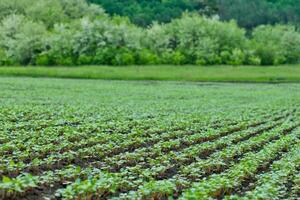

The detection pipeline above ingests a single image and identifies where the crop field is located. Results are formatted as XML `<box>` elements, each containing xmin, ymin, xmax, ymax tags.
<box><xmin>0</xmin><ymin>77</ymin><xmax>300</xmax><ymax>200</ymax></box>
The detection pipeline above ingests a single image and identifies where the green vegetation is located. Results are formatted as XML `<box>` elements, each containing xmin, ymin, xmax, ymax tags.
<box><xmin>88</xmin><ymin>0</ymin><xmax>198</xmax><ymax>27</ymax></box>
<box><xmin>89</xmin><ymin>0</ymin><xmax>300</xmax><ymax>28</ymax></box>
<box><xmin>1</xmin><ymin>0</ymin><xmax>300</xmax><ymax>66</ymax></box>
<box><xmin>1</xmin><ymin>65</ymin><xmax>300</xmax><ymax>83</ymax></box>
<box><xmin>217</xmin><ymin>0</ymin><xmax>300</xmax><ymax>29</ymax></box>
<box><xmin>1</xmin><ymin>0</ymin><xmax>299</xmax><ymax>199</ymax></box>
<box><xmin>0</xmin><ymin>77</ymin><xmax>300</xmax><ymax>199</ymax></box>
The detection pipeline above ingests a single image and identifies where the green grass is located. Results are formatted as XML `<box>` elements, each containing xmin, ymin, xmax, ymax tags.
<box><xmin>1</xmin><ymin>65</ymin><xmax>300</xmax><ymax>82</ymax></box>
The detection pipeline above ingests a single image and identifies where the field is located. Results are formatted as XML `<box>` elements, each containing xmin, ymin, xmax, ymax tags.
<box><xmin>1</xmin><ymin>77</ymin><xmax>300</xmax><ymax>200</ymax></box>
<box><xmin>2</xmin><ymin>65</ymin><xmax>300</xmax><ymax>83</ymax></box>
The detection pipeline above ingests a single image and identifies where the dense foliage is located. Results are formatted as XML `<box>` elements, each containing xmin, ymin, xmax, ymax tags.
<box><xmin>88</xmin><ymin>0</ymin><xmax>198</xmax><ymax>27</ymax></box>
<box><xmin>89</xmin><ymin>0</ymin><xmax>300</xmax><ymax>28</ymax></box>
<box><xmin>1</xmin><ymin>77</ymin><xmax>300</xmax><ymax>199</ymax></box>
<box><xmin>217</xmin><ymin>0</ymin><xmax>300</xmax><ymax>29</ymax></box>
<box><xmin>1</xmin><ymin>0</ymin><xmax>300</xmax><ymax>66</ymax></box>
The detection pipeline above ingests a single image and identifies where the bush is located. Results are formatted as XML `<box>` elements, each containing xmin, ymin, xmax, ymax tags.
<box><xmin>71</xmin><ymin>17</ymin><xmax>142</xmax><ymax>65</ymax></box>
<box><xmin>143</xmin><ymin>23</ymin><xmax>171</xmax><ymax>55</ymax></box>
<box><xmin>36</xmin><ymin>53</ymin><xmax>72</xmax><ymax>66</ymax></box>
<box><xmin>146</xmin><ymin>14</ymin><xmax>248</xmax><ymax>65</ymax></box>
<box><xmin>94</xmin><ymin>48</ymin><xmax>115</xmax><ymax>65</ymax></box>
<box><xmin>0</xmin><ymin>48</ymin><xmax>13</xmax><ymax>65</ymax></box>
<box><xmin>25</xmin><ymin>0</ymin><xmax>65</xmax><ymax>28</ymax></box>
<box><xmin>1</xmin><ymin>5</ymin><xmax>300</xmax><ymax>66</ymax></box>
<box><xmin>111</xmin><ymin>49</ymin><xmax>135</xmax><ymax>66</ymax></box>
<box><xmin>250</xmin><ymin>25</ymin><xmax>300</xmax><ymax>65</ymax></box>
<box><xmin>136</xmin><ymin>49</ymin><xmax>160</xmax><ymax>65</ymax></box>
<box><xmin>247</xmin><ymin>55</ymin><xmax>261</xmax><ymax>66</ymax></box>
<box><xmin>0</xmin><ymin>14</ymin><xmax>47</xmax><ymax>65</ymax></box>
<box><xmin>227</xmin><ymin>49</ymin><xmax>245</xmax><ymax>65</ymax></box>
<box><xmin>77</xmin><ymin>55</ymin><xmax>94</xmax><ymax>65</ymax></box>
<box><xmin>0</xmin><ymin>0</ymin><xmax>28</xmax><ymax>19</ymax></box>
<box><xmin>94</xmin><ymin>48</ymin><xmax>136</xmax><ymax>66</ymax></box>
<box><xmin>55</xmin><ymin>57</ymin><xmax>74</xmax><ymax>66</ymax></box>
<box><xmin>35</xmin><ymin>54</ymin><xmax>51</xmax><ymax>66</ymax></box>
<box><xmin>161</xmin><ymin>51</ymin><xmax>186</xmax><ymax>65</ymax></box>
<box><xmin>45</xmin><ymin>24</ymin><xmax>76</xmax><ymax>66</ymax></box>
<box><xmin>195</xmin><ymin>58</ymin><xmax>207</xmax><ymax>65</ymax></box>
<box><xmin>60</xmin><ymin>0</ymin><xmax>106</xmax><ymax>20</ymax></box>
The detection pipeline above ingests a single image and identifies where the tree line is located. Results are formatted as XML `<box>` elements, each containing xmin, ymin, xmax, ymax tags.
<box><xmin>1</xmin><ymin>0</ymin><xmax>300</xmax><ymax>66</ymax></box>
<box><xmin>88</xmin><ymin>0</ymin><xmax>300</xmax><ymax>28</ymax></box>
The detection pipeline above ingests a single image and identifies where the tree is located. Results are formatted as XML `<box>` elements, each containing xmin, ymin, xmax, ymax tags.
<box><xmin>217</xmin><ymin>0</ymin><xmax>300</xmax><ymax>29</ymax></box>
<box><xmin>25</xmin><ymin>0</ymin><xmax>65</xmax><ymax>28</ymax></box>
<box><xmin>88</xmin><ymin>0</ymin><xmax>196</xmax><ymax>26</ymax></box>
<box><xmin>0</xmin><ymin>14</ymin><xmax>47</xmax><ymax>64</ymax></box>
<box><xmin>88</xmin><ymin>0</ymin><xmax>300</xmax><ymax>28</ymax></box>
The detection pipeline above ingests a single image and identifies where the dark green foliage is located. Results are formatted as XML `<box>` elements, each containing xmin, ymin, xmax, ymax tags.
<box><xmin>111</xmin><ymin>48</ymin><xmax>135</xmax><ymax>66</ymax></box>
<box><xmin>161</xmin><ymin>51</ymin><xmax>186</xmax><ymax>65</ymax></box>
<box><xmin>88</xmin><ymin>0</ymin><xmax>300</xmax><ymax>29</ymax></box>
<box><xmin>217</xmin><ymin>0</ymin><xmax>300</xmax><ymax>29</ymax></box>
<box><xmin>35</xmin><ymin>54</ymin><xmax>51</xmax><ymax>66</ymax></box>
<box><xmin>88</xmin><ymin>0</ymin><xmax>197</xmax><ymax>27</ymax></box>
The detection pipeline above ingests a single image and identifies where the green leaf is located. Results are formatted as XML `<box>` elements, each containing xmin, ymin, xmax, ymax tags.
<box><xmin>2</xmin><ymin>176</ymin><xmax>11</xmax><ymax>183</ymax></box>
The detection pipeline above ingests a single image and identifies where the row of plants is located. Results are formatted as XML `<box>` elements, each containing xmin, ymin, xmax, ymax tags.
<box><xmin>2</xmin><ymin>104</ymin><xmax>250</xmax><ymax>157</ymax></box>
<box><xmin>33</xmin><ymin>117</ymin><xmax>297</xmax><ymax>200</ymax></box>
<box><xmin>180</xmin><ymin>128</ymin><xmax>300</xmax><ymax>199</ymax></box>
<box><xmin>1</xmin><ymin>112</ymin><xmax>290</xmax><ymax>196</ymax></box>
<box><xmin>1</xmin><ymin>108</ymin><xmax>282</xmax><ymax>178</ymax></box>
<box><xmin>37</xmin><ymin>118</ymin><xmax>295</xmax><ymax>199</ymax></box>
<box><xmin>1</xmin><ymin>0</ymin><xmax>300</xmax><ymax>66</ymax></box>
<box><xmin>2</xmin><ymin>78</ymin><xmax>300</xmax><ymax>199</ymax></box>
<box><xmin>226</xmin><ymin>142</ymin><xmax>300</xmax><ymax>199</ymax></box>
<box><xmin>290</xmin><ymin>172</ymin><xmax>300</xmax><ymax>199</ymax></box>
<box><xmin>118</xmin><ymin>118</ymin><xmax>298</xmax><ymax>199</ymax></box>
<box><xmin>3</xmin><ymin>115</ymin><xmax>293</xmax><ymax>200</ymax></box>
<box><xmin>2</xmin><ymin>105</ymin><xmax>213</xmax><ymax>156</ymax></box>
<box><xmin>0</xmin><ymin>165</ymin><xmax>93</xmax><ymax>199</ymax></box>
<box><xmin>103</xmin><ymin>116</ymin><xmax>285</xmax><ymax>173</ymax></box>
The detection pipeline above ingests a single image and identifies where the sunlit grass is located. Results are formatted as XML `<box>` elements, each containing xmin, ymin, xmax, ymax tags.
<box><xmin>1</xmin><ymin>65</ymin><xmax>300</xmax><ymax>82</ymax></box>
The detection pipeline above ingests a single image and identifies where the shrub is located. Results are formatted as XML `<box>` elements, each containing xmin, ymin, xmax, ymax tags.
<box><xmin>161</xmin><ymin>51</ymin><xmax>186</xmax><ymax>65</ymax></box>
<box><xmin>195</xmin><ymin>58</ymin><xmax>207</xmax><ymax>65</ymax></box>
<box><xmin>227</xmin><ymin>49</ymin><xmax>245</xmax><ymax>65</ymax></box>
<box><xmin>247</xmin><ymin>55</ymin><xmax>261</xmax><ymax>66</ymax></box>
<box><xmin>111</xmin><ymin>48</ymin><xmax>135</xmax><ymax>66</ymax></box>
<box><xmin>72</xmin><ymin>17</ymin><xmax>142</xmax><ymax>65</ymax></box>
<box><xmin>1</xmin><ymin>5</ymin><xmax>300</xmax><ymax>66</ymax></box>
<box><xmin>55</xmin><ymin>57</ymin><xmax>74</xmax><ymax>66</ymax></box>
<box><xmin>250</xmin><ymin>25</ymin><xmax>300</xmax><ymax>65</ymax></box>
<box><xmin>35</xmin><ymin>54</ymin><xmax>51</xmax><ymax>66</ymax></box>
<box><xmin>94</xmin><ymin>48</ymin><xmax>136</xmax><ymax>66</ymax></box>
<box><xmin>136</xmin><ymin>49</ymin><xmax>160</xmax><ymax>65</ymax></box>
<box><xmin>146</xmin><ymin>14</ymin><xmax>248</xmax><ymax>65</ymax></box>
<box><xmin>77</xmin><ymin>55</ymin><xmax>94</xmax><ymax>65</ymax></box>
<box><xmin>60</xmin><ymin>0</ymin><xmax>106</xmax><ymax>19</ymax></box>
<box><xmin>25</xmin><ymin>0</ymin><xmax>65</xmax><ymax>28</ymax></box>
<box><xmin>0</xmin><ymin>0</ymin><xmax>28</xmax><ymax>19</ymax></box>
<box><xmin>94</xmin><ymin>48</ymin><xmax>115</xmax><ymax>65</ymax></box>
<box><xmin>0</xmin><ymin>48</ymin><xmax>13</xmax><ymax>65</ymax></box>
<box><xmin>0</xmin><ymin>14</ymin><xmax>47</xmax><ymax>65</ymax></box>
<box><xmin>45</xmin><ymin>24</ymin><xmax>76</xmax><ymax>66</ymax></box>
<box><xmin>143</xmin><ymin>23</ymin><xmax>171</xmax><ymax>55</ymax></box>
